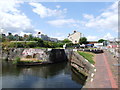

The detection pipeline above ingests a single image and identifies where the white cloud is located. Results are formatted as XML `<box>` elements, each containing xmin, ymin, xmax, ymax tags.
<box><xmin>14</xmin><ymin>29</ymin><xmax>43</xmax><ymax>37</ymax></box>
<box><xmin>86</xmin><ymin>33</ymin><xmax>115</xmax><ymax>41</ymax></box>
<box><xmin>0</xmin><ymin>28</ymin><xmax>7</xmax><ymax>34</ymax></box>
<box><xmin>50</xmin><ymin>33</ymin><xmax>66</xmax><ymax>40</ymax></box>
<box><xmin>56</xmin><ymin>5</ymin><xmax>61</xmax><ymax>9</ymax></box>
<box><xmin>86</xmin><ymin>36</ymin><xmax>98</xmax><ymax>41</ymax></box>
<box><xmin>83</xmin><ymin>14</ymin><xmax>94</xmax><ymax>20</ymax></box>
<box><xmin>47</xmin><ymin>19</ymin><xmax>80</xmax><ymax>27</ymax></box>
<box><xmin>0</xmin><ymin>0</ymin><xmax>22</xmax><ymax>13</ymax></box>
<box><xmin>84</xmin><ymin>2</ymin><xmax>118</xmax><ymax>32</ymax></box>
<box><xmin>103</xmin><ymin>33</ymin><xmax>114</xmax><ymax>40</ymax></box>
<box><xmin>29</xmin><ymin>3</ymin><xmax>67</xmax><ymax>18</ymax></box>
<box><xmin>0</xmin><ymin>0</ymin><xmax>36</xmax><ymax>35</ymax></box>
<box><xmin>0</xmin><ymin>12</ymin><xmax>33</xmax><ymax>32</ymax></box>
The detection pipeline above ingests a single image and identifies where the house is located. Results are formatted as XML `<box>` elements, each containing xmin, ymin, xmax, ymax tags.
<box><xmin>68</xmin><ymin>31</ymin><xmax>82</xmax><ymax>44</ymax></box>
<box><xmin>49</xmin><ymin>38</ymin><xmax>58</xmax><ymax>42</ymax></box>
<box><xmin>41</xmin><ymin>34</ymin><xmax>50</xmax><ymax>41</ymax></box>
<box><xmin>40</xmin><ymin>34</ymin><xmax>58</xmax><ymax>42</ymax></box>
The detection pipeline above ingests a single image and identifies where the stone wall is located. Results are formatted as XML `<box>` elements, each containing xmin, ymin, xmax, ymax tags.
<box><xmin>70</xmin><ymin>51</ymin><xmax>97</xmax><ymax>88</ymax></box>
<box><xmin>1</xmin><ymin>48</ymin><xmax>95</xmax><ymax>76</ymax></box>
<box><xmin>70</xmin><ymin>51</ymin><xmax>95</xmax><ymax>77</ymax></box>
<box><xmin>49</xmin><ymin>49</ymin><xmax>68</xmax><ymax>63</ymax></box>
<box><xmin>1</xmin><ymin>48</ymin><xmax>24</xmax><ymax>60</ymax></box>
<box><xmin>1</xmin><ymin>48</ymin><xmax>73</xmax><ymax>63</ymax></box>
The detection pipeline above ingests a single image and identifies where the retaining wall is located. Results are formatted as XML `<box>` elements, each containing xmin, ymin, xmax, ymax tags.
<box><xmin>70</xmin><ymin>51</ymin><xmax>96</xmax><ymax>87</ymax></box>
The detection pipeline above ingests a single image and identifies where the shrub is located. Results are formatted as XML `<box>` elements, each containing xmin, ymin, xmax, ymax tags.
<box><xmin>13</xmin><ymin>56</ymin><xmax>20</xmax><ymax>64</ymax></box>
<box><xmin>62</xmin><ymin>39</ymin><xmax>72</xmax><ymax>43</ymax></box>
<box><xmin>56</xmin><ymin>42</ymin><xmax>64</xmax><ymax>47</ymax></box>
<box><xmin>26</xmin><ymin>42</ymin><xmax>37</xmax><ymax>48</ymax></box>
<box><xmin>9</xmin><ymin>42</ymin><xmax>24</xmax><ymax>48</ymax></box>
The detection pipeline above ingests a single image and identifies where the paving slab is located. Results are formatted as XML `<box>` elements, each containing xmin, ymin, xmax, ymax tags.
<box><xmin>84</xmin><ymin>52</ymin><xmax>118</xmax><ymax>88</ymax></box>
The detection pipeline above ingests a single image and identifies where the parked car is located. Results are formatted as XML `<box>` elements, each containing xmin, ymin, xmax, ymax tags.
<box><xmin>86</xmin><ymin>44</ymin><xmax>94</xmax><ymax>47</ymax></box>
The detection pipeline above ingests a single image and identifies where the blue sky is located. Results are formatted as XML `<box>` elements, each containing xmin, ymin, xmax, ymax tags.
<box><xmin>0</xmin><ymin>0</ymin><xmax>118</xmax><ymax>41</ymax></box>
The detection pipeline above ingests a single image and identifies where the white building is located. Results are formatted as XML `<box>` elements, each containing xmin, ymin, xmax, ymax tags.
<box><xmin>68</xmin><ymin>31</ymin><xmax>82</xmax><ymax>44</ymax></box>
<box><xmin>39</xmin><ymin>34</ymin><xmax>58</xmax><ymax>42</ymax></box>
<box><xmin>49</xmin><ymin>38</ymin><xmax>58</xmax><ymax>42</ymax></box>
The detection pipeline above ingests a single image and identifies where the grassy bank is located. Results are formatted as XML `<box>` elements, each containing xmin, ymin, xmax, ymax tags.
<box><xmin>77</xmin><ymin>51</ymin><xmax>95</xmax><ymax>64</ymax></box>
<box><xmin>13</xmin><ymin>57</ymin><xmax>44</xmax><ymax>64</ymax></box>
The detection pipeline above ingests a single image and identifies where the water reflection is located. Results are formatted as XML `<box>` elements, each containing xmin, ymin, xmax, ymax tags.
<box><xmin>2</xmin><ymin>60</ymin><xmax>86</xmax><ymax>88</ymax></box>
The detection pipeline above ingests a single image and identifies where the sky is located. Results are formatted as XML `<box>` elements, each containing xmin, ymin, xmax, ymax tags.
<box><xmin>0</xmin><ymin>0</ymin><xmax>118</xmax><ymax>41</ymax></box>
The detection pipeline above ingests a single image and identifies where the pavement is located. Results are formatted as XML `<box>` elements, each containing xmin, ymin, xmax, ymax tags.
<box><xmin>84</xmin><ymin>51</ymin><xmax>118</xmax><ymax>88</ymax></box>
<box><xmin>104</xmin><ymin>50</ymin><xmax>119</xmax><ymax>88</ymax></box>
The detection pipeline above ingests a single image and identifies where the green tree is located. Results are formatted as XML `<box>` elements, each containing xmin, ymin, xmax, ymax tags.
<box><xmin>33</xmin><ymin>37</ymin><xmax>44</xmax><ymax>47</ymax></box>
<box><xmin>98</xmin><ymin>39</ymin><xmax>106</xmax><ymax>43</ymax></box>
<box><xmin>7</xmin><ymin>33</ymin><xmax>14</xmax><ymax>41</ymax></box>
<box><xmin>0</xmin><ymin>34</ymin><xmax>6</xmax><ymax>42</ymax></box>
<box><xmin>27</xmin><ymin>34</ymin><xmax>34</xmax><ymax>41</ymax></box>
<box><xmin>79</xmin><ymin>37</ymin><xmax>87</xmax><ymax>44</ymax></box>
<box><xmin>62</xmin><ymin>39</ymin><xmax>72</xmax><ymax>43</ymax></box>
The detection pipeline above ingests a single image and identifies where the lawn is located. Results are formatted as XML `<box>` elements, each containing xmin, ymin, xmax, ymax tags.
<box><xmin>77</xmin><ymin>51</ymin><xmax>95</xmax><ymax>64</ymax></box>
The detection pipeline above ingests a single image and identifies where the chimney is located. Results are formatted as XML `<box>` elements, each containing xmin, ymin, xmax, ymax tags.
<box><xmin>74</xmin><ymin>30</ymin><xmax>76</xmax><ymax>33</ymax></box>
<box><xmin>38</xmin><ymin>32</ymin><xmax>41</xmax><ymax>34</ymax></box>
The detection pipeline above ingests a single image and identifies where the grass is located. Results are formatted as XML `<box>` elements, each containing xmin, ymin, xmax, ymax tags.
<box><xmin>19</xmin><ymin>60</ymin><xmax>43</xmax><ymax>63</ymax></box>
<box><xmin>13</xmin><ymin>57</ymin><xmax>20</xmax><ymax>64</ymax></box>
<box><xmin>33</xmin><ymin>47</ymin><xmax>48</xmax><ymax>49</ymax></box>
<box><xmin>77</xmin><ymin>51</ymin><xmax>95</xmax><ymax>64</ymax></box>
<box><xmin>33</xmin><ymin>47</ymin><xmax>63</xmax><ymax>49</ymax></box>
<box><xmin>13</xmin><ymin>57</ymin><xmax>44</xmax><ymax>64</ymax></box>
<box><xmin>20</xmin><ymin>58</ymin><xmax>44</xmax><ymax>62</ymax></box>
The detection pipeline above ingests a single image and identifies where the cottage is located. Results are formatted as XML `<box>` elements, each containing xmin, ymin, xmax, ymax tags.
<box><xmin>68</xmin><ymin>31</ymin><xmax>82</xmax><ymax>44</ymax></box>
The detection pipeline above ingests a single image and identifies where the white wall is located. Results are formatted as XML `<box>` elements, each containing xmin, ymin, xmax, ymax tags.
<box><xmin>68</xmin><ymin>32</ymin><xmax>81</xmax><ymax>44</ymax></box>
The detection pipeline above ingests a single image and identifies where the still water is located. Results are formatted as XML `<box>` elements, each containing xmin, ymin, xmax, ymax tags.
<box><xmin>2</xmin><ymin>60</ymin><xmax>86</xmax><ymax>88</ymax></box>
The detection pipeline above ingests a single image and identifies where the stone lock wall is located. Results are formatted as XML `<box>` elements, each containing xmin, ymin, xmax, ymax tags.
<box><xmin>1</xmin><ymin>48</ymin><xmax>73</xmax><ymax>63</ymax></box>
<box><xmin>1</xmin><ymin>48</ymin><xmax>95</xmax><ymax>78</ymax></box>
<box><xmin>70</xmin><ymin>51</ymin><xmax>95</xmax><ymax>77</ymax></box>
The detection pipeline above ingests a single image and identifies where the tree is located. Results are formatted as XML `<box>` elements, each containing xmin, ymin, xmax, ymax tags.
<box><xmin>27</xmin><ymin>34</ymin><xmax>34</xmax><ymax>41</ymax></box>
<box><xmin>79</xmin><ymin>37</ymin><xmax>87</xmax><ymax>44</ymax></box>
<box><xmin>62</xmin><ymin>39</ymin><xmax>72</xmax><ymax>43</ymax></box>
<box><xmin>1</xmin><ymin>34</ymin><xmax>6</xmax><ymax>42</ymax></box>
<box><xmin>98</xmin><ymin>39</ymin><xmax>106</xmax><ymax>43</ymax></box>
<box><xmin>7</xmin><ymin>32</ymin><xmax>14</xmax><ymax>41</ymax></box>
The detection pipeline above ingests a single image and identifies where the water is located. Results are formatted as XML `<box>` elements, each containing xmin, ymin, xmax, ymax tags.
<box><xmin>2</xmin><ymin>60</ymin><xmax>86</xmax><ymax>88</ymax></box>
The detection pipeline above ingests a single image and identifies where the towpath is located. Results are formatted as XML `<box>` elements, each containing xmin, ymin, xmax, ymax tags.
<box><xmin>85</xmin><ymin>51</ymin><xmax>118</xmax><ymax>88</ymax></box>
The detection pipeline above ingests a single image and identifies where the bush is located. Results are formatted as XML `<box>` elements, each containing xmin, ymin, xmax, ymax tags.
<box><xmin>26</xmin><ymin>42</ymin><xmax>38</xmax><ymax>48</ymax></box>
<box><xmin>66</xmin><ymin>43</ymin><xmax>74</xmax><ymax>47</ymax></box>
<box><xmin>43</xmin><ymin>41</ymin><xmax>57</xmax><ymax>48</ymax></box>
<box><xmin>13</xmin><ymin>57</ymin><xmax>20</xmax><ymax>64</ymax></box>
<box><xmin>8</xmin><ymin>42</ymin><xmax>38</xmax><ymax>48</ymax></box>
<box><xmin>62</xmin><ymin>39</ymin><xmax>72</xmax><ymax>43</ymax></box>
<box><xmin>2</xmin><ymin>40</ymin><xmax>65</xmax><ymax>48</ymax></box>
<box><xmin>79</xmin><ymin>37</ymin><xmax>88</xmax><ymax>44</ymax></box>
<box><xmin>9</xmin><ymin>42</ymin><xmax>24</xmax><ymax>48</ymax></box>
<box><xmin>56</xmin><ymin>42</ymin><xmax>64</xmax><ymax>47</ymax></box>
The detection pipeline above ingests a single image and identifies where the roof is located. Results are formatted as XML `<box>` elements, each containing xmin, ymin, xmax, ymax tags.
<box><xmin>68</xmin><ymin>31</ymin><xmax>81</xmax><ymax>37</ymax></box>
